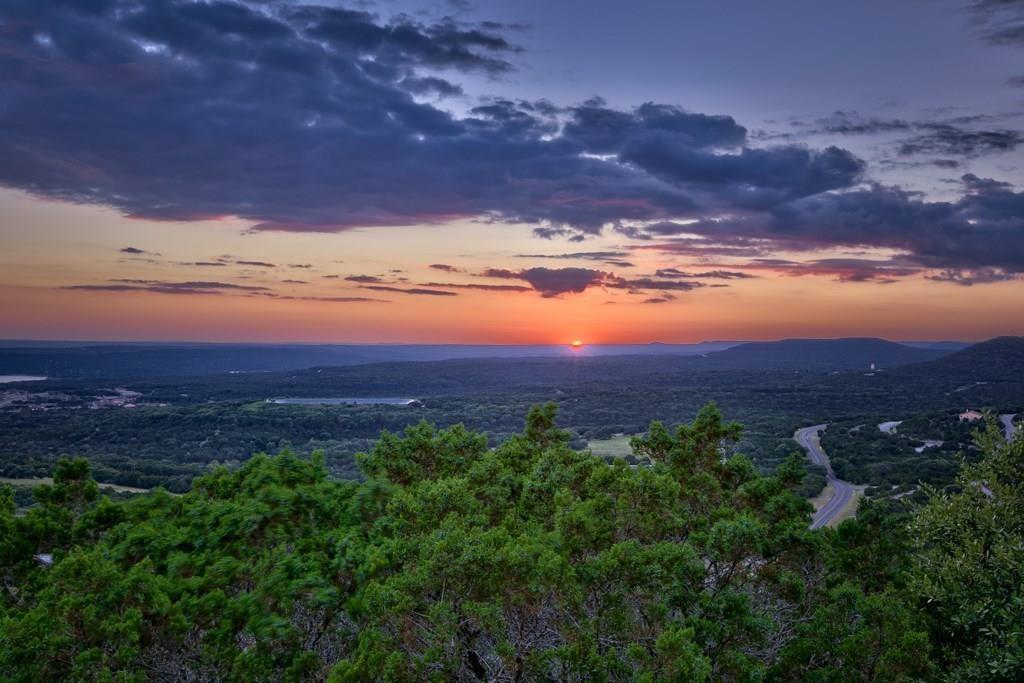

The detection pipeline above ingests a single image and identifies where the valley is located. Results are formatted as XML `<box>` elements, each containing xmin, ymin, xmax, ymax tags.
<box><xmin>1</xmin><ymin>337</ymin><xmax>1021</xmax><ymax>509</ymax></box>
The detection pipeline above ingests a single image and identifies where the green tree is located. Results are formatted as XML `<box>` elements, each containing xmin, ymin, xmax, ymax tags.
<box><xmin>910</xmin><ymin>420</ymin><xmax>1024</xmax><ymax>681</ymax></box>
<box><xmin>0</xmin><ymin>404</ymin><xmax>985</xmax><ymax>681</ymax></box>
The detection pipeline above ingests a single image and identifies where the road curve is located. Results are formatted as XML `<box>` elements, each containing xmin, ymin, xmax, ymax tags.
<box><xmin>794</xmin><ymin>424</ymin><xmax>857</xmax><ymax>530</ymax></box>
<box><xmin>999</xmin><ymin>414</ymin><xmax>1018</xmax><ymax>442</ymax></box>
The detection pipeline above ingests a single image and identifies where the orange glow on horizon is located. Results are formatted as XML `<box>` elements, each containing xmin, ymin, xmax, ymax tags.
<box><xmin>1</xmin><ymin>191</ymin><xmax>1023</xmax><ymax>345</ymax></box>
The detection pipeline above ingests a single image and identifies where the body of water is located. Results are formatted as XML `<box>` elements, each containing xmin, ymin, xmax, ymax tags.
<box><xmin>0</xmin><ymin>375</ymin><xmax>47</xmax><ymax>384</ymax></box>
<box><xmin>267</xmin><ymin>397</ymin><xmax>417</xmax><ymax>406</ymax></box>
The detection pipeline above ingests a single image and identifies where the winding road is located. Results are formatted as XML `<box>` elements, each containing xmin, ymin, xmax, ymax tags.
<box><xmin>794</xmin><ymin>425</ymin><xmax>857</xmax><ymax>530</ymax></box>
<box><xmin>795</xmin><ymin>415</ymin><xmax>1015</xmax><ymax>529</ymax></box>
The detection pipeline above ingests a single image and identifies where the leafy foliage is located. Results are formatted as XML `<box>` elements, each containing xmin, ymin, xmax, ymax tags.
<box><xmin>5</xmin><ymin>402</ymin><xmax>1014</xmax><ymax>681</ymax></box>
<box><xmin>910</xmin><ymin>420</ymin><xmax>1024</xmax><ymax>681</ymax></box>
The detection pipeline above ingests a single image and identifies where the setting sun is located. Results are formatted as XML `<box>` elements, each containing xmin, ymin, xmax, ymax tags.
<box><xmin>570</xmin><ymin>340</ymin><xmax>584</xmax><ymax>349</ymax></box>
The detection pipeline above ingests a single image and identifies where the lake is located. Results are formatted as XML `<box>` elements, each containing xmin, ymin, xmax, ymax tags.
<box><xmin>0</xmin><ymin>375</ymin><xmax>47</xmax><ymax>384</ymax></box>
<box><xmin>267</xmin><ymin>397</ymin><xmax>417</xmax><ymax>406</ymax></box>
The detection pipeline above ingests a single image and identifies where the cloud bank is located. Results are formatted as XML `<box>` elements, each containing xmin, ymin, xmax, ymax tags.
<box><xmin>0</xmin><ymin>0</ymin><xmax>1022</xmax><ymax>280</ymax></box>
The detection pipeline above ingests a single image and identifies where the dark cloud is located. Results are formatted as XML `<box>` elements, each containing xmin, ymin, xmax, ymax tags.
<box><xmin>288</xmin><ymin>264</ymin><xmax>313</xmax><ymax>269</ymax></box>
<box><xmin>398</xmin><ymin>76</ymin><xmax>463</xmax><ymax>98</ymax></box>
<box><xmin>0</xmin><ymin>0</ymin><xmax>872</xmax><ymax>236</ymax></box>
<box><xmin>630</xmin><ymin>175</ymin><xmax>1024</xmax><ymax>276</ymax></box>
<box><xmin>515</xmin><ymin>250</ymin><xmax>635</xmax><ymax>267</ymax></box>
<box><xmin>189</xmin><ymin>261</ymin><xmax>227</xmax><ymax>267</ymax></box>
<box><xmin>927</xmin><ymin>268</ymin><xmax>1019</xmax><ymax>286</ymax></box>
<box><xmin>345</xmin><ymin>275</ymin><xmax>385</xmax><ymax>283</ymax></box>
<box><xmin>532</xmin><ymin>227</ymin><xmax>575</xmax><ymax>240</ymax></box>
<box><xmin>762</xmin><ymin>177</ymin><xmax>1024</xmax><ymax>272</ymax></box>
<box><xmin>322</xmin><ymin>274</ymin><xmax>340</xmax><ymax>279</ymax></box>
<box><xmin>236</xmin><ymin>260</ymin><xmax>277</xmax><ymax>268</ymax></box>
<box><xmin>642</xmin><ymin>256</ymin><xmax>920</xmax><ymax>284</ymax></box>
<box><xmin>256</xmin><ymin>293</ymin><xmax>386</xmax><ymax>303</ymax></box>
<box><xmin>65</xmin><ymin>284</ymin><xmax>166</xmax><ymax>293</ymax></box>
<box><xmin>898</xmin><ymin>126</ymin><xmax>1021</xmax><ymax>158</ymax></box>
<box><xmin>120</xmin><ymin>246</ymin><xmax>156</xmax><ymax>255</ymax></box>
<box><xmin>791</xmin><ymin>110</ymin><xmax>1022</xmax><ymax>162</ymax></box>
<box><xmin>281</xmin><ymin>279</ymin><xmax>308</xmax><ymax>284</ymax></box>
<box><xmin>807</xmin><ymin>111</ymin><xmax>913</xmax><ymax>135</ymax></box>
<box><xmin>632</xmin><ymin>235</ymin><xmax>771</xmax><ymax>258</ymax></box>
<box><xmin>618</xmin><ymin>141</ymin><xmax>865</xmax><ymax>210</ymax></box>
<box><xmin>515</xmin><ymin>267</ymin><xmax>609</xmax><ymax>297</ymax></box>
<box><xmin>641</xmin><ymin>294</ymin><xmax>677</xmax><ymax>304</ymax></box>
<box><xmin>482</xmin><ymin>267</ymin><xmax>608</xmax><ymax>296</ymax></box>
<box><xmin>961</xmin><ymin>0</ymin><xmax>1024</xmax><ymax>46</ymax></box>
<box><xmin>421</xmin><ymin>282</ymin><xmax>532</xmax><ymax>292</ymax></box>
<box><xmin>2</xmin><ymin>0</ymin><xmax>1021</xmax><ymax>280</ymax></box>
<box><xmin>480</xmin><ymin>268</ymin><xmax>520</xmax><ymax>279</ymax></box>
<box><xmin>745</xmin><ymin>257</ymin><xmax>922</xmax><ymax>283</ymax></box>
<box><xmin>516</xmin><ymin>250</ymin><xmax>624</xmax><ymax>259</ymax></box>
<box><xmin>481</xmin><ymin>266</ymin><xmax>708</xmax><ymax>297</ymax></box>
<box><xmin>562</xmin><ymin>99</ymin><xmax>747</xmax><ymax>153</ymax></box>
<box><xmin>655</xmin><ymin>268</ymin><xmax>755</xmax><ymax>279</ymax></box>
<box><xmin>611</xmin><ymin>277</ymin><xmax>706</xmax><ymax>293</ymax></box>
<box><xmin>362</xmin><ymin>285</ymin><xmax>458</xmax><ymax>296</ymax></box>
<box><xmin>428</xmin><ymin>263</ymin><xmax>463</xmax><ymax>272</ymax></box>
<box><xmin>65</xmin><ymin>280</ymin><xmax>270</xmax><ymax>295</ymax></box>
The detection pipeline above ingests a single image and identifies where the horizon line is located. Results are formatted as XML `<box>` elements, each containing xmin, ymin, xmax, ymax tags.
<box><xmin>0</xmin><ymin>337</ymin><xmax>988</xmax><ymax>347</ymax></box>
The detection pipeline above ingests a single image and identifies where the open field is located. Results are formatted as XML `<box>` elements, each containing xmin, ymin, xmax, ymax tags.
<box><xmin>587</xmin><ymin>434</ymin><xmax>635</xmax><ymax>458</ymax></box>
<box><xmin>0</xmin><ymin>476</ymin><xmax>149</xmax><ymax>494</ymax></box>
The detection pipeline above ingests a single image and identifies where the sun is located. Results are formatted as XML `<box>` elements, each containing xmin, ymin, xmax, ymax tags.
<box><xmin>570</xmin><ymin>339</ymin><xmax>584</xmax><ymax>350</ymax></box>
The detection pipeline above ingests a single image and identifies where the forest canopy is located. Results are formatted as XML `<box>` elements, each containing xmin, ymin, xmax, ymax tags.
<box><xmin>1</xmin><ymin>403</ymin><xmax>1021</xmax><ymax>681</ymax></box>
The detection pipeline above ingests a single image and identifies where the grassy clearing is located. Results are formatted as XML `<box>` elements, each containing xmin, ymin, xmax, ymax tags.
<box><xmin>0</xmin><ymin>477</ymin><xmax>150</xmax><ymax>494</ymax></box>
<box><xmin>587</xmin><ymin>434</ymin><xmax>635</xmax><ymax>458</ymax></box>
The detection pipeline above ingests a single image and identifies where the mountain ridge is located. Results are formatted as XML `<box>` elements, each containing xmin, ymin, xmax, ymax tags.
<box><xmin>697</xmin><ymin>337</ymin><xmax>952</xmax><ymax>370</ymax></box>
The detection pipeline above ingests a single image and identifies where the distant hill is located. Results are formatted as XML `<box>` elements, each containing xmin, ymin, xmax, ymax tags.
<box><xmin>901</xmin><ymin>341</ymin><xmax>971</xmax><ymax>351</ymax></box>
<box><xmin>697</xmin><ymin>338</ymin><xmax>952</xmax><ymax>371</ymax></box>
<box><xmin>895</xmin><ymin>336</ymin><xmax>1024</xmax><ymax>382</ymax></box>
<box><xmin>0</xmin><ymin>341</ymin><xmax>740</xmax><ymax>380</ymax></box>
<box><xmin>818</xmin><ymin>336</ymin><xmax>1024</xmax><ymax>413</ymax></box>
<box><xmin>1</xmin><ymin>337</ymin><xmax>960</xmax><ymax>386</ymax></box>
<box><xmin>100</xmin><ymin>338</ymin><xmax>962</xmax><ymax>404</ymax></box>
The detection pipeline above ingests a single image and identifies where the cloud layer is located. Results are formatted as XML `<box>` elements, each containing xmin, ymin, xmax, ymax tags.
<box><xmin>1</xmin><ymin>0</ymin><xmax>1022</xmax><ymax>282</ymax></box>
<box><xmin>481</xmin><ymin>267</ymin><xmax>708</xmax><ymax>298</ymax></box>
<box><xmin>0</xmin><ymin>0</ymin><xmax>861</xmax><ymax>233</ymax></box>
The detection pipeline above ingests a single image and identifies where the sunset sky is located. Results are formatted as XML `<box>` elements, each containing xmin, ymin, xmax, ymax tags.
<box><xmin>2</xmin><ymin>0</ymin><xmax>1023</xmax><ymax>343</ymax></box>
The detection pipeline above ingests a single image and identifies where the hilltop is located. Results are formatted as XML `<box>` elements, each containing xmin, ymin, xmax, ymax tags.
<box><xmin>694</xmin><ymin>337</ymin><xmax>951</xmax><ymax>371</ymax></box>
<box><xmin>895</xmin><ymin>336</ymin><xmax>1024</xmax><ymax>382</ymax></box>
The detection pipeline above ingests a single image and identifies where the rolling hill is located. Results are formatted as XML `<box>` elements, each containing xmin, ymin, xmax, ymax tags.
<box><xmin>894</xmin><ymin>336</ymin><xmax>1024</xmax><ymax>382</ymax></box>
<box><xmin>0</xmin><ymin>341</ymin><xmax>740</xmax><ymax>380</ymax></box>
<box><xmin>695</xmin><ymin>337</ymin><xmax>952</xmax><ymax>371</ymax></box>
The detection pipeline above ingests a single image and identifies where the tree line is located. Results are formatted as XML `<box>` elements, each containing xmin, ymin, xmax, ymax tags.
<box><xmin>1</xmin><ymin>404</ymin><xmax>1021</xmax><ymax>680</ymax></box>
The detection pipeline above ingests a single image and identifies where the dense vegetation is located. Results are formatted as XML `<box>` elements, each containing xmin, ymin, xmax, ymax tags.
<box><xmin>821</xmin><ymin>412</ymin><xmax>983</xmax><ymax>491</ymax></box>
<box><xmin>3</xmin><ymin>338</ymin><xmax>1022</xmax><ymax>499</ymax></box>
<box><xmin>0</xmin><ymin>382</ymin><xmax>815</xmax><ymax>493</ymax></box>
<box><xmin>2</xmin><ymin>405</ymin><xmax>1021</xmax><ymax>680</ymax></box>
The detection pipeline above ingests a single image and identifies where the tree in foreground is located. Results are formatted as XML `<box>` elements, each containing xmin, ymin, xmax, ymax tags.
<box><xmin>910</xmin><ymin>421</ymin><xmax>1024</xmax><ymax>682</ymax></box>
<box><xmin>0</xmin><ymin>403</ymin><xmax>934</xmax><ymax>681</ymax></box>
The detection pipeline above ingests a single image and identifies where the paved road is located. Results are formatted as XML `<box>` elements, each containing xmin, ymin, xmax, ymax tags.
<box><xmin>999</xmin><ymin>413</ymin><xmax>1018</xmax><ymax>442</ymax></box>
<box><xmin>794</xmin><ymin>424</ymin><xmax>857</xmax><ymax>530</ymax></box>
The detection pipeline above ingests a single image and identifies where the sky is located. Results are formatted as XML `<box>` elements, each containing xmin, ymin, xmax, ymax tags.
<box><xmin>1</xmin><ymin>0</ymin><xmax>1023</xmax><ymax>343</ymax></box>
